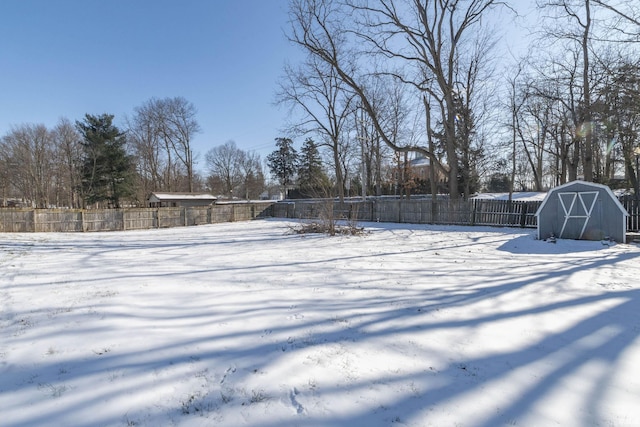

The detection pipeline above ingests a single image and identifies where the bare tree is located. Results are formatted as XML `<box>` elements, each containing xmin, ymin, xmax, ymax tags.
<box><xmin>355</xmin><ymin>77</ymin><xmax>404</xmax><ymax>197</ymax></box>
<box><xmin>0</xmin><ymin>120</ymin><xmax>84</xmax><ymax>208</ymax></box>
<box><xmin>129</xmin><ymin>97</ymin><xmax>201</xmax><ymax>193</ymax></box>
<box><xmin>599</xmin><ymin>59</ymin><xmax>640</xmax><ymax>190</ymax></box>
<box><xmin>127</xmin><ymin>101</ymin><xmax>166</xmax><ymax>195</ymax></box>
<box><xmin>277</xmin><ymin>53</ymin><xmax>356</xmax><ymax>201</ymax></box>
<box><xmin>0</xmin><ymin>134</ymin><xmax>15</xmax><ymax>206</ymax></box>
<box><xmin>52</xmin><ymin>118</ymin><xmax>83</xmax><ymax>208</ymax></box>
<box><xmin>504</xmin><ymin>63</ymin><xmax>527</xmax><ymax>198</ymax></box>
<box><xmin>1</xmin><ymin>124</ymin><xmax>55</xmax><ymax>208</ymax></box>
<box><xmin>591</xmin><ymin>0</ymin><xmax>640</xmax><ymax>38</ymax></box>
<box><xmin>205</xmin><ymin>140</ymin><xmax>245</xmax><ymax>198</ymax></box>
<box><xmin>157</xmin><ymin>97</ymin><xmax>201</xmax><ymax>192</ymax></box>
<box><xmin>517</xmin><ymin>36</ymin><xmax>595</xmax><ymax>187</ymax></box>
<box><xmin>238</xmin><ymin>150</ymin><xmax>265</xmax><ymax>199</ymax></box>
<box><xmin>536</xmin><ymin>0</ymin><xmax>597</xmax><ymax>181</ymax></box>
<box><xmin>287</xmin><ymin>0</ymin><xmax>504</xmax><ymax>200</ymax></box>
<box><xmin>536</xmin><ymin>0</ymin><xmax>640</xmax><ymax>184</ymax></box>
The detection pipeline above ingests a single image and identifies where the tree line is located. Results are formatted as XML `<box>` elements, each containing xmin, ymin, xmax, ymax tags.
<box><xmin>3</xmin><ymin>1</ymin><xmax>639</xmax><ymax>208</ymax></box>
<box><xmin>0</xmin><ymin>97</ymin><xmax>271</xmax><ymax>208</ymax></box>
<box><xmin>277</xmin><ymin>0</ymin><xmax>640</xmax><ymax>201</ymax></box>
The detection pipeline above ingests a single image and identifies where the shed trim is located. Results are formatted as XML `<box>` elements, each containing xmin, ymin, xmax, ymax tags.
<box><xmin>557</xmin><ymin>191</ymin><xmax>599</xmax><ymax>239</ymax></box>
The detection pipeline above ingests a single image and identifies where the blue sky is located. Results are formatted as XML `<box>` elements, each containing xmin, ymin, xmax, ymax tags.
<box><xmin>0</xmin><ymin>0</ymin><xmax>301</xmax><ymax>169</ymax></box>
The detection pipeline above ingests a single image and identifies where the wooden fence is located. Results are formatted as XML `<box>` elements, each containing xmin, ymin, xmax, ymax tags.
<box><xmin>620</xmin><ymin>196</ymin><xmax>640</xmax><ymax>233</ymax></box>
<box><xmin>270</xmin><ymin>197</ymin><xmax>640</xmax><ymax>232</ymax></box>
<box><xmin>0</xmin><ymin>202</ymin><xmax>274</xmax><ymax>233</ymax></box>
<box><xmin>270</xmin><ymin>198</ymin><xmax>542</xmax><ymax>228</ymax></box>
<box><xmin>1</xmin><ymin>197</ymin><xmax>638</xmax><ymax>233</ymax></box>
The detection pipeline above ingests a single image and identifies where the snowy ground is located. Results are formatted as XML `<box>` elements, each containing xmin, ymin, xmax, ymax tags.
<box><xmin>1</xmin><ymin>219</ymin><xmax>639</xmax><ymax>427</ymax></box>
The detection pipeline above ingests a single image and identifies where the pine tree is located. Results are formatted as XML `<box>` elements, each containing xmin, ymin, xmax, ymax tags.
<box><xmin>267</xmin><ymin>137</ymin><xmax>299</xmax><ymax>197</ymax></box>
<box><xmin>298</xmin><ymin>138</ymin><xmax>329</xmax><ymax>196</ymax></box>
<box><xmin>76</xmin><ymin>114</ymin><xmax>135</xmax><ymax>208</ymax></box>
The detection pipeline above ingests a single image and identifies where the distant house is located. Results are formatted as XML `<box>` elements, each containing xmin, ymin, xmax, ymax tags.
<box><xmin>147</xmin><ymin>192</ymin><xmax>217</xmax><ymax>208</ymax></box>
<box><xmin>407</xmin><ymin>157</ymin><xmax>447</xmax><ymax>183</ymax></box>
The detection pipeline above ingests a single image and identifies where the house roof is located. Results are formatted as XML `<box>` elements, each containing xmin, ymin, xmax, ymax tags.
<box><xmin>148</xmin><ymin>192</ymin><xmax>217</xmax><ymax>202</ymax></box>
<box><xmin>409</xmin><ymin>157</ymin><xmax>431</xmax><ymax>167</ymax></box>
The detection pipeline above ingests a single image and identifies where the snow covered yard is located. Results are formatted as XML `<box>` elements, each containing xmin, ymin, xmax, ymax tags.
<box><xmin>1</xmin><ymin>219</ymin><xmax>639</xmax><ymax>427</ymax></box>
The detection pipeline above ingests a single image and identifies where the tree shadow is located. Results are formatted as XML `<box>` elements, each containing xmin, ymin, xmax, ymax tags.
<box><xmin>497</xmin><ymin>232</ymin><xmax>619</xmax><ymax>254</ymax></box>
<box><xmin>1</xmin><ymin>221</ymin><xmax>639</xmax><ymax>426</ymax></box>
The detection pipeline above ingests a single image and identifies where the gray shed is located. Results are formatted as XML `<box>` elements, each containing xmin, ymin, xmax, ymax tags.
<box><xmin>536</xmin><ymin>180</ymin><xmax>628</xmax><ymax>243</ymax></box>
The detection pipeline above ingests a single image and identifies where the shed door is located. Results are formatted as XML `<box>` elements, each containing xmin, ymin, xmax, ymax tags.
<box><xmin>557</xmin><ymin>191</ymin><xmax>599</xmax><ymax>239</ymax></box>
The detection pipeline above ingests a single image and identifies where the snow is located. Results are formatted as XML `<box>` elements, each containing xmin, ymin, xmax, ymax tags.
<box><xmin>149</xmin><ymin>192</ymin><xmax>217</xmax><ymax>201</ymax></box>
<box><xmin>1</xmin><ymin>219</ymin><xmax>639</xmax><ymax>427</ymax></box>
<box><xmin>472</xmin><ymin>192</ymin><xmax>547</xmax><ymax>201</ymax></box>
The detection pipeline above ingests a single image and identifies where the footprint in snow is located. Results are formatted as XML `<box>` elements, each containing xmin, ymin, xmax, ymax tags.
<box><xmin>289</xmin><ymin>387</ymin><xmax>305</xmax><ymax>415</ymax></box>
<box><xmin>220</xmin><ymin>365</ymin><xmax>236</xmax><ymax>385</ymax></box>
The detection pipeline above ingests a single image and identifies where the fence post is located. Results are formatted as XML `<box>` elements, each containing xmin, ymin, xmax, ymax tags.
<box><xmin>471</xmin><ymin>200</ymin><xmax>476</xmax><ymax>226</ymax></box>
<box><xmin>520</xmin><ymin>202</ymin><xmax>529</xmax><ymax>228</ymax></box>
<box><xmin>431</xmin><ymin>199</ymin><xmax>437</xmax><ymax>224</ymax></box>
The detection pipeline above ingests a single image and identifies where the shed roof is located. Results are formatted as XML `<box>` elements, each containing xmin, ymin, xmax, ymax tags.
<box><xmin>534</xmin><ymin>180</ymin><xmax>628</xmax><ymax>218</ymax></box>
<box><xmin>148</xmin><ymin>192</ymin><xmax>217</xmax><ymax>202</ymax></box>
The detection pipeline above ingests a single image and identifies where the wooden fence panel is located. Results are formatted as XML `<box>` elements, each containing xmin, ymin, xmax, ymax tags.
<box><xmin>299</xmin><ymin>202</ymin><xmax>320</xmax><ymax>219</ymax></box>
<box><xmin>269</xmin><ymin>202</ymin><xmax>293</xmax><ymax>219</ymax></box>
<box><xmin>232</xmin><ymin>205</ymin><xmax>254</xmax><ymax>221</ymax></box>
<box><xmin>186</xmin><ymin>207</ymin><xmax>209</xmax><ymax>226</ymax></box>
<box><xmin>435</xmin><ymin>200</ymin><xmax>473</xmax><ymax>225</ymax></box>
<box><xmin>400</xmin><ymin>200</ymin><xmax>422</xmax><ymax>223</ymax></box>
<box><xmin>0</xmin><ymin>209</ymin><xmax>34</xmax><ymax>232</ymax></box>
<box><xmin>83</xmin><ymin>209</ymin><xmax>124</xmax><ymax>232</ymax></box>
<box><xmin>334</xmin><ymin>201</ymin><xmax>369</xmax><ymax>222</ymax></box>
<box><xmin>471</xmin><ymin>200</ymin><xmax>541</xmax><ymax>227</ymax></box>
<box><xmin>357</xmin><ymin>201</ymin><xmax>374</xmax><ymax>222</ymax></box>
<box><xmin>306</xmin><ymin>203</ymin><xmax>321</xmax><ymax>220</ymax></box>
<box><xmin>124</xmin><ymin>208</ymin><xmax>157</xmax><ymax>230</ymax></box>
<box><xmin>158</xmin><ymin>207</ymin><xmax>185</xmax><ymax>228</ymax></box>
<box><xmin>620</xmin><ymin>197</ymin><xmax>639</xmax><ymax>232</ymax></box>
<box><xmin>377</xmin><ymin>200</ymin><xmax>402</xmax><ymax>223</ymax></box>
<box><xmin>210</xmin><ymin>205</ymin><xmax>233</xmax><ymax>223</ymax></box>
<box><xmin>34</xmin><ymin>210</ymin><xmax>83</xmax><ymax>232</ymax></box>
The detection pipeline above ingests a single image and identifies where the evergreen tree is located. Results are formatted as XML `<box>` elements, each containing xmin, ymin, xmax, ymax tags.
<box><xmin>298</xmin><ymin>138</ymin><xmax>329</xmax><ymax>196</ymax></box>
<box><xmin>267</xmin><ymin>137</ymin><xmax>298</xmax><ymax>196</ymax></box>
<box><xmin>76</xmin><ymin>114</ymin><xmax>135</xmax><ymax>208</ymax></box>
<box><xmin>487</xmin><ymin>173</ymin><xmax>511</xmax><ymax>193</ymax></box>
